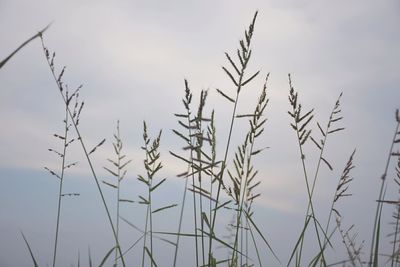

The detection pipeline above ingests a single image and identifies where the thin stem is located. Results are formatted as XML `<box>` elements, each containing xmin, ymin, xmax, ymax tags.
<box><xmin>149</xmin><ymin>185</ymin><xmax>154</xmax><ymax>267</ymax></box>
<box><xmin>199</xmin><ymin>158</ymin><xmax>206</xmax><ymax>266</ymax></box>
<box><xmin>240</xmin><ymin>220</ymin><xmax>243</xmax><ymax>267</ymax></box>
<box><xmin>231</xmin><ymin>79</ymin><xmax>269</xmax><ymax>265</ymax></box>
<box><xmin>208</xmin><ymin>11</ymin><xmax>258</xmax><ymax>264</ymax></box>
<box><xmin>231</xmin><ymin>139</ymin><xmax>255</xmax><ymax>263</ymax></box>
<box><xmin>142</xmin><ymin>199</ymin><xmax>150</xmax><ymax>267</ymax></box>
<box><xmin>142</xmin><ymin>139</ymin><xmax>154</xmax><ymax>267</ymax></box>
<box><xmin>115</xmin><ymin>122</ymin><xmax>121</xmax><ymax>267</ymax></box>
<box><xmin>40</xmin><ymin>36</ymin><xmax>126</xmax><ymax>267</ymax></box>
<box><xmin>173</xmin><ymin>102</ymin><xmax>199</xmax><ymax>267</ymax></box>
<box><xmin>336</xmin><ymin>217</ymin><xmax>357</xmax><ymax>266</ymax></box>
<box><xmin>301</xmin><ymin>96</ymin><xmax>341</xmax><ymax>264</ymax></box>
<box><xmin>207</xmin><ymin>111</ymin><xmax>217</xmax><ymax>265</ymax></box>
<box><xmin>52</xmin><ymin>96</ymin><xmax>69</xmax><ymax>267</ymax></box>
<box><xmin>294</xmin><ymin>117</ymin><xmax>326</xmax><ymax>266</ymax></box>
<box><xmin>209</xmin><ymin>91</ymin><xmax>240</xmax><ymax>261</ymax></box>
<box><xmin>195</xmin><ymin>98</ymin><xmax>206</xmax><ymax>266</ymax></box>
<box><xmin>369</xmin><ymin>121</ymin><xmax>400</xmax><ymax>266</ymax></box>
<box><xmin>391</xmin><ymin>204</ymin><xmax>400</xmax><ymax>267</ymax></box>
<box><xmin>191</xmin><ymin>161</ymin><xmax>200</xmax><ymax>267</ymax></box>
<box><xmin>392</xmin><ymin>157</ymin><xmax>400</xmax><ymax>267</ymax></box>
<box><xmin>188</xmin><ymin>112</ymin><xmax>200</xmax><ymax>267</ymax></box>
<box><xmin>173</xmin><ymin>165</ymin><xmax>190</xmax><ymax>267</ymax></box>
<box><xmin>245</xmin><ymin>215</ymin><xmax>249</xmax><ymax>267</ymax></box>
<box><xmin>286</xmin><ymin>78</ymin><xmax>326</xmax><ymax>265</ymax></box>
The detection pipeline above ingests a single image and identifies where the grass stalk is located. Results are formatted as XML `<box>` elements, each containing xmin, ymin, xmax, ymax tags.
<box><xmin>194</xmin><ymin>90</ymin><xmax>209</xmax><ymax>265</ymax></box>
<box><xmin>230</xmin><ymin>76</ymin><xmax>270</xmax><ymax>264</ymax></box>
<box><xmin>287</xmin><ymin>74</ymin><xmax>326</xmax><ymax>266</ymax></box>
<box><xmin>324</xmin><ymin>149</ymin><xmax>356</xmax><ymax>243</ymax></box>
<box><xmin>303</xmin><ymin>94</ymin><xmax>345</xmax><ymax>265</ymax></box>
<box><xmin>369</xmin><ymin>112</ymin><xmax>400</xmax><ymax>267</ymax></box>
<box><xmin>52</xmin><ymin>94</ymin><xmax>69</xmax><ymax>267</ymax></box>
<box><xmin>209</xmin><ymin>11</ymin><xmax>259</xmax><ymax>264</ymax></box>
<box><xmin>102</xmin><ymin>121</ymin><xmax>131</xmax><ymax>266</ymax></box>
<box><xmin>115</xmin><ymin>127</ymin><xmax>121</xmax><ymax>267</ymax></box>
<box><xmin>138</xmin><ymin>122</ymin><xmax>166</xmax><ymax>267</ymax></box>
<box><xmin>39</xmin><ymin>36</ymin><xmax>126</xmax><ymax>267</ymax></box>
<box><xmin>171</xmin><ymin>81</ymin><xmax>200</xmax><ymax>267</ymax></box>
<box><xmin>390</xmin><ymin>157</ymin><xmax>400</xmax><ymax>267</ymax></box>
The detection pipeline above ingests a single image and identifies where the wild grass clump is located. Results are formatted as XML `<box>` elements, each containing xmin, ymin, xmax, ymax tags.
<box><xmin>2</xmin><ymin>10</ymin><xmax>400</xmax><ymax>267</ymax></box>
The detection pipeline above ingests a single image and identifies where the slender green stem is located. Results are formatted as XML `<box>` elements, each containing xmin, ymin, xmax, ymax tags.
<box><xmin>299</xmin><ymin>99</ymin><xmax>339</xmax><ymax>265</ymax></box>
<box><xmin>287</xmin><ymin>86</ymin><xmax>326</xmax><ymax>266</ymax></box>
<box><xmin>198</xmin><ymin>158</ymin><xmax>206</xmax><ymax>266</ymax></box>
<box><xmin>142</xmin><ymin>140</ymin><xmax>154</xmax><ymax>267</ymax></box>
<box><xmin>245</xmin><ymin>215</ymin><xmax>249</xmax><ymax>267</ymax></box>
<box><xmin>208</xmin><ymin>12</ymin><xmax>258</xmax><ymax>264</ymax></box>
<box><xmin>369</xmin><ymin>121</ymin><xmax>400</xmax><ymax>266</ymax></box>
<box><xmin>247</xmin><ymin>216</ymin><xmax>262</xmax><ymax>267</ymax></box>
<box><xmin>173</xmin><ymin>165</ymin><xmax>190</xmax><ymax>267</ymax></box>
<box><xmin>188</xmin><ymin>112</ymin><xmax>200</xmax><ymax>266</ymax></box>
<box><xmin>40</xmin><ymin>36</ymin><xmax>126</xmax><ymax>267</ymax></box>
<box><xmin>52</xmin><ymin>97</ymin><xmax>70</xmax><ymax>267</ymax></box>
<box><xmin>142</xmin><ymin>199</ymin><xmax>150</xmax><ymax>267</ymax></box>
<box><xmin>114</xmin><ymin>122</ymin><xmax>121</xmax><ymax>267</ymax></box>
<box><xmin>209</xmin><ymin>91</ymin><xmax>240</xmax><ymax>261</ymax></box>
<box><xmin>195</xmin><ymin>100</ymin><xmax>206</xmax><ymax>266</ymax></box>
<box><xmin>391</xmin><ymin>203</ymin><xmax>400</xmax><ymax>267</ymax></box>
<box><xmin>173</xmin><ymin>104</ymin><xmax>199</xmax><ymax>267</ymax></box>
<box><xmin>209</xmin><ymin>47</ymin><xmax>251</xmax><ymax>261</ymax></box>
<box><xmin>191</xmin><ymin>160</ymin><xmax>200</xmax><ymax>267</ymax></box>
<box><xmin>207</xmin><ymin>111</ymin><xmax>216</xmax><ymax>265</ymax></box>
<box><xmin>231</xmin><ymin>139</ymin><xmax>255</xmax><ymax>264</ymax></box>
<box><xmin>149</xmin><ymin>185</ymin><xmax>154</xmax><ymax>267</ymax></box>
<box><xmin>391</xmin><ymin>164</ymin><xmax>400</xmax><ymax>267</ymax></box>
<box><xmin>231</xmin><ymin>80</ymin><xmax>269</xmax><ymax>264</ymax></box>
<box><xmin>295</xmin><ymin>119</ymin><xmax>326</xmax><ymax>266</ymax></box>
<box><xmin>240</xmin><ymin>220</ymin><xmax>243</xmax><ymax>267</ymax></box>
<box><xmin>336</xmin><ymin>217</ymin><xmax>357</xmax><ymax>266</ymax></box>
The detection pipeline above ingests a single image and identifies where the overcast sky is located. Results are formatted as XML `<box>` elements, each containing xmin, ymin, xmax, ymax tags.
<box><xmin>1</xmin><ymin>1</ymin><xmax>399</xmax><ymax>266</ymax></box>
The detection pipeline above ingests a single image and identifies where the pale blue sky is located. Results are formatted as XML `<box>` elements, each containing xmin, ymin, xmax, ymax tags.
<box><xmin>0</xmin><ymin>1</ymin><xmax>399</xmax><ymax>266</ymax></box>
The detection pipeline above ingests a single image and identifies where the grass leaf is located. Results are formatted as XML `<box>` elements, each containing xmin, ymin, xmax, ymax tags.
<box><xmin>0</xmin><ymin>23</ymin><xmax>51</xmax><ymax>69</ymax></box>
<box><xmin>241</xmin><ymin>70</ymin><xmax>260</xmax><ymax>87</ymax></box>
<box><xmin>21</xmin><ymin>231</ymin><xmax>38</xmax><ymax>267</ymax></box>
<box><xmin>98</xmin><ymin>246</ymin><xmax>115</xmax><ymax>267</ymax></box>
<box><xmin>145</xmin><ymin>246</ymin><xmax>158</xmax><ymax>267</ymax></box>
<box><xmin>216</xmin><ymin>88</ymin><xmax>235</xmax><ymax>103</ymax></box>
<box><xmin>222</xmin><ymin>66</ymin><xmax>238</xmax><ymax>86</ymax></box>
<box><xmin>102</xmin><ymin>180</ymin><xmax>117</xmax><ymax>189</ymax></box>
<box><xmin>152</xmin><ymin>204</ymin><xmax>178</xmax><ymax>214</ymax></box>
<box><xmin>321</xmin><ymin>157</ymin><xmax>333</xmax><ymax>171</ymax></box>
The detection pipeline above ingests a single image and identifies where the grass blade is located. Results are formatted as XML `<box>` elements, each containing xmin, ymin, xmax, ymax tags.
<box><xmin>98</xmin><ymin>246</ymin><xmax>116</xmax><ymax>267</ymax></box>
<box><xmin>145</xmin><ymin>246</ymin><xmax>158</xmax><ymax>267</ymax></box>
<box><xmin>152</xmin><ymin>204</ymin><xmax>178</xmax><ymax>214</ymax></box>
<box><xmin>21</xmin><ymin>231</ymin><xmax>38</xmax><ymax>267</ymax></box>
<box><xmin>0</xmin><ymin>23</ymin><xmax>51</xmax><ymax>69</ymax></box>
<box><xmin>244</xmin><ymin>211</ymin><xmax>280</xmax><ymax>264</ymax></box>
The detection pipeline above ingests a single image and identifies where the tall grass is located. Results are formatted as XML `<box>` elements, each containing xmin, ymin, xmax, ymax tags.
<box><xmin>39</xmin><ymin>36</ymin><xmax>126</xmax><ymax>266</ymax></box>
<box><xmin>1</xmin><ymin>11</ymin><xmax>400</xmax><ymax>267</ymax></box>
<box><xmin>102</xmin><ymin>121</ymin><xmax>132</xmax><ymax>266</ymax></box>
<box><xmin>138</xmin><ymin>122</ymin><xmax>177</xmax><ymax>266</ymax></box>
<box><xmin>44</xmin><ymin>71</ymin><xmax>82</xmax><ymax>267</ymax></box>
